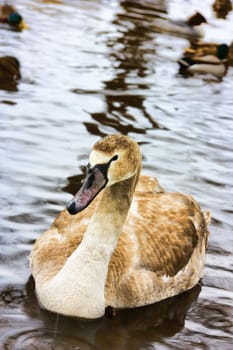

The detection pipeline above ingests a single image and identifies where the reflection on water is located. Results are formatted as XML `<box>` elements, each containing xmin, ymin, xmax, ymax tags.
<box><xmin>0</xmin><ymin>0</ymin><xmax>233</xmax><ymax>349</ymax></box>
<box><xmin>1</xmin><ymin>278</ymin><xmax>201</xmax><ymax>350</ymax></box>
<box><xmin>73</xmin><ymin>0</ymin><xmax>166</xmax><ymax>137</ymax></box>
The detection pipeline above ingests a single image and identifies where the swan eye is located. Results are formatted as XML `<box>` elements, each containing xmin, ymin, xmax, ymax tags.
<box><xmin>111</xmin><ymin>155</ymin><xmax>118</xmax><ymax>162</ymax></box>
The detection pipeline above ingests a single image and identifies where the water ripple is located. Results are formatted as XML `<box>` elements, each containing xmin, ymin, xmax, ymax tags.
<box><xmin>1</xmin><ymin>0</ymin><xmax>233</xmax><ymax>349</ymax></box>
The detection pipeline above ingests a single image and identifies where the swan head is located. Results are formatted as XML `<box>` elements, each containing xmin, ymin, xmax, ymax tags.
<box><xmin>67</xmin><ymin>134</ymin><xmax>141</xmax><ymax>215</ymax></box>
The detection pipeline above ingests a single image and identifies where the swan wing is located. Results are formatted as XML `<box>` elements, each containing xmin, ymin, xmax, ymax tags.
<box><xmin>105</xmin><ymin>191</ymin><xmax>208</xmax><ymax>307</ymax></box>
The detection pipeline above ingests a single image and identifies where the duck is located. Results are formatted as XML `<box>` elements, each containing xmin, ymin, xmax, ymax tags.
<box><xmin>0</xmin><ymin>4</ymin><xmax>28</xmax><ymax>30</ymax></box>
<box><xmin>0</xmin><ymin>56</ymin><xmax>21</xmax><ymax>91</ymax></box>
<box><xmin>29</xmin><ymin>134</ymin><xmax>210</xmax><ymax>319</ymax></box>
<box><xmin>178</xmin><ymin>43</ymin><xmax>229</xmax><ymax>79</ymax></box>
<box><xmin>185</xmin><ymin>40</ymin><xmax>233</xmax><ymax>66</ymax></box>
<box><xmin>212</xmin><ymin>0</ymin><xmax>232</xmax><ymax>19</ymax></box>
<box><xmin>155</xmin><ymin>11</ymin><xmax>207</xmax><ymax>40</ymax></box>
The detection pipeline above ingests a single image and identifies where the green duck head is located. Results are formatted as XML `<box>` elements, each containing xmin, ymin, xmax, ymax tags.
<box><xmin>217</xmin><ymin>44</ymin><xmax>229</xmax><ymax>60</ymax></box>
<box><xmin>7</xmin><ymin>12</ymin><xmax>28</xmax><ymax>29</ymax></box>
<box><xmin>7</xmin><ymin>12</ymin><xmax>22</xmax><ymax>25</ymax></box>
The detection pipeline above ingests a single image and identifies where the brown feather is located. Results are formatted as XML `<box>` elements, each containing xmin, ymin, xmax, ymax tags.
<box><xmin>30</xmin><ymin>174</ymin><xmax>209</xmax><ymax>308</ymax></box>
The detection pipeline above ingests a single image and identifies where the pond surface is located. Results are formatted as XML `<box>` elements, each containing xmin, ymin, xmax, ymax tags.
<box><xmin>0</xmin><ymin>0</ymin><xmax>233</xmax><ymax>349</ymax></box>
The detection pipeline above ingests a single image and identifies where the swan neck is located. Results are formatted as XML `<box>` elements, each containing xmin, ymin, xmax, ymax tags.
<box><xmin>84</xmin><ymin>171</ymin><xmax>139</xmax><ymax>244</ymax></box>
<box><xmin>37</xmin><ymin>170</ymin><xmax>140</xmax><ymax>318</ymax></box>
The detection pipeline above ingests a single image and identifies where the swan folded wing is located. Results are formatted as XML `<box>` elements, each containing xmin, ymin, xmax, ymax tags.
<box><xmin>105</xmin><ymin>192</ymin><xmax>207</xmax><ymax>307</ymax></box>
<box><xmin>135</xmin><ymin>174</ymin><xmax>164</xmax><ymax>193</ymax></box>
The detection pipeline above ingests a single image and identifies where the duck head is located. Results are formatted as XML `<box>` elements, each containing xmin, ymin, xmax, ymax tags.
<box><xmin>8</xmin><ymin>12</ymin><xmax>28</xmax><ymax>29</ymax></box>
<box><xmin>217</xmin><ymin>44</ymin><xmax>229</xmax><ymax>60</ymax></box>
<box><xmin>186</xmin><ymin>12</ymin><xmax>207</xmax><ymax>27</ymax></box>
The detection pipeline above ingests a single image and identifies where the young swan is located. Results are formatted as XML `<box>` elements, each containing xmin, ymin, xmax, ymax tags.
<box><xmin>30</xmin><ymin>134</ymin><xmax>210</xmax><ymax>319</ymax></box>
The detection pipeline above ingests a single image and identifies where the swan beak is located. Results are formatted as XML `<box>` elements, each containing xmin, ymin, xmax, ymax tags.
<box><xmin>67</xmin><ymin>167</ymin><xmax>108</xmax><ymax>215</ymax></box>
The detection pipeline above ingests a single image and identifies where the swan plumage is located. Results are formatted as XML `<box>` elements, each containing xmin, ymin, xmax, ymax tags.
<box><xmin>30</xmin><ymin>134</ymin><xmax>210</xmax><ymax>319</ymax></box>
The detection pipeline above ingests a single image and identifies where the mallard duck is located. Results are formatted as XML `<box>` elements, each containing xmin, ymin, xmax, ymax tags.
<box><xmin>185</xmin><ymin>41</ymin><xmax>233</xmax><ymax>66</ymax></box>
<box><xmin>178</xmin><ymin>43</ymin><xmax>229</xmax><ymax>79</ymax></box>
<box><xmin>212</xmin><ymin>0</ymin><xmax>232</xmax><ymax>19</ymax></box>
<box><xmin>0</xmin><ymin>56</ymin><xmax>21</xmax><ymax>91</ymax></box>
<box><xmin>0</xmin><ymin>4</ymin><xmax>28</xmax><ymax>30</ymax></box>
<box><xmin>30</xmin><ymin>134</ymin><xmax>210</xmax><ymax>319</ymax></box>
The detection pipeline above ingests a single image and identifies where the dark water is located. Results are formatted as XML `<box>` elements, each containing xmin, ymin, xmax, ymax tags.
<box><xmin>0</xmin><ymin>0</ymin><xmax>233</xmax><ymax>349</ymax></box>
